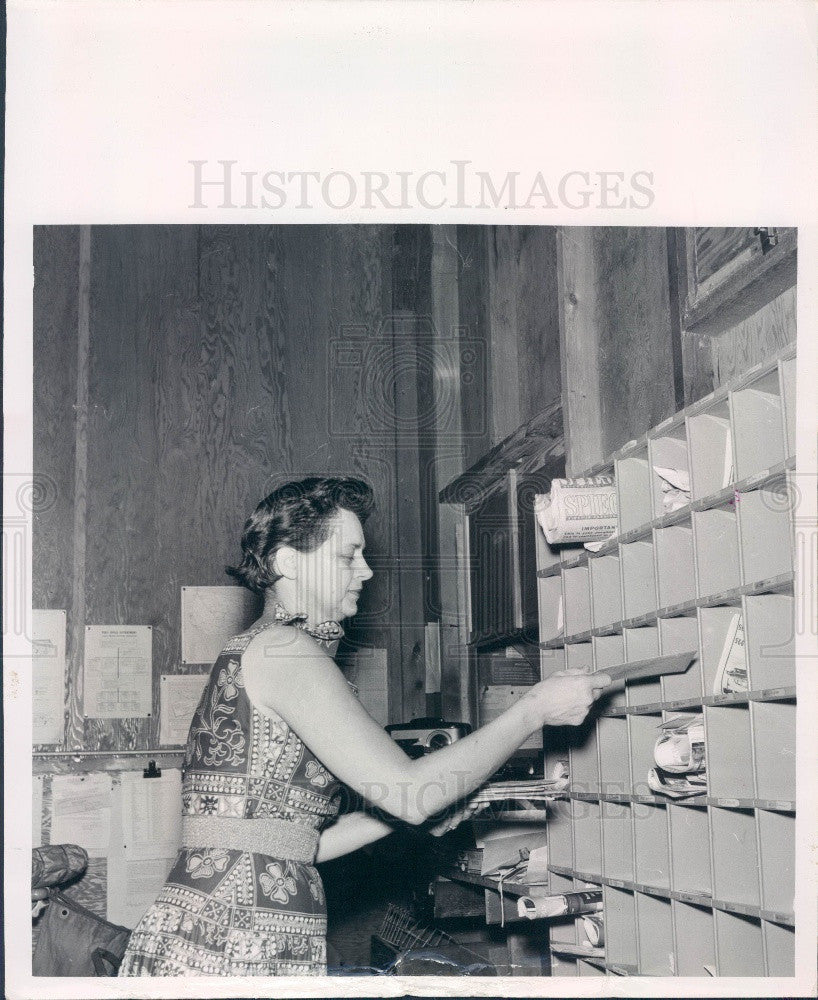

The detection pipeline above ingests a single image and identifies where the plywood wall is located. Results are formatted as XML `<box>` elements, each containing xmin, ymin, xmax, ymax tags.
<box><xmin>558</xmin><ymin>227</ymin><xmax>677</xmax><ymax>474</ymax></box>
<box><xmin>455</xmin><ymin>226</ymin><xmax>562</xmax><ymax>468</ymax></box>
<box><xmin>32</xmin><ymin>224</ymin><xmax>435</xmax><ymax>754</ymax></box>
<box><xmin>710</xmin><ymin>286</ymin><xmax>796</xmax><ymax>387</ymax></box>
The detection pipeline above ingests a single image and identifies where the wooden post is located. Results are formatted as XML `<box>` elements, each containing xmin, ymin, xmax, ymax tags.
<box><xmin>557</xmin><ymin>227</ymin><xmax>677</xmax><ymax>474</ymax></box>
<box><xmin>430</xmin><ymin>227</ymin><xmax>473</xmax><ymax>723</ymax></box>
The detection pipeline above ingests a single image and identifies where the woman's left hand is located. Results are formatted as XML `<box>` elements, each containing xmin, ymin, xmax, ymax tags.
<box><xmin>32</xmin><ymin>887</ymin><xmax>49</xmax><ymax>918</ymax></box>
<box><xmin>426</xmin><ymin>795</ymin><xmax>486</xmax><ymax>837</ymax></box>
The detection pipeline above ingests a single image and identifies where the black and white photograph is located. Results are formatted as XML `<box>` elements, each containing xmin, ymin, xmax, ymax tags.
<box><xmin>24</xmin><ymin>221</ymin><xmax>804</xmax><ymax>985</ymax></box>
<box><xmin>4</xmin><ymin>4</ymin><xmax>817</xmax><ymax>999</ymax></box>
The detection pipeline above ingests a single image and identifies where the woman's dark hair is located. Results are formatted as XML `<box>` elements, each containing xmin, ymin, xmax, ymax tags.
<box><xmin>226</xmin><ymin>477</ymin><xmax>375</xmax><ymax>593</ymax></box>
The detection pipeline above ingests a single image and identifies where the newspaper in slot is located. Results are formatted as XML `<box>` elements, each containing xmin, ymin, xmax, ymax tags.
<box><xmin>581</xmin><ymin>913</ymin><xmax>605</xmax><ymax>948</ymax></box>
<box><xmin>649</xmin><ymin>713</ymin><xmax>707</xmax><ymax>799</ymax></box>
<box><xmin>647</xmin><ymin>766</ymin><xmax>707</xmax><ymax>799</ymax></box>
<box><xmin>471</xmin><ymin>775</ymin><xmax>569</xmax><ymax>807</ymax></box>
<box><xmin>534</xmin><ymin>477</ymin><xmax>618</xmax><ymax>547</ymax></box>
<box><xmin>653</xmin><ymin>714</ymin><xmax>706</xmax><ymax>773</ymax></box>
<box><xmin>712</xmin><ymin>612</ymin><xmax>748</xmax><ymax>695</ymax></box>
<box><xmin>517</xmin><ymin>890</ymin><xmax>602</xmax><ymax>921</ymax></box>
<box><xmin>653</xmin><ymin>465</ymin><xmax>691</xmax><ymax>514</ymax></box>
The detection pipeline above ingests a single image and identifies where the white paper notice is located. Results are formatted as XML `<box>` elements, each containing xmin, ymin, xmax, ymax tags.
<box><xmin>83</xmin><ymin>625</ymin><xmax>152</xmax><ymax>718</ymax></box>
<box><xmin>159</xmin><ymin>673</ymin><xmax>208</xmax><ymax>745</ymax></box>
<box><xmin>120</xmin><ymin>769</ymin><xmax>182</xmax><ymax>861</ymax></box>
<box><xmin>50</xmin><ymin>774</ymin><xmax>113</xmax><ymax>856</ymax></box>
<box><xmin>32</xmin><ymin>776</ymin><xmax>44</xmax><ymax>847</ymax></box>
<box><xmin>181</xmin><ymin>586</ymin><xmax>259</xmax><ymax>664</ymax></box>
<box><xmin>32</xmin><ymin>609</ymin><xmax>66</xmax><ymax>743</ymax></box>
<box><xmin>106</xmin><ymin>854</ymin><xmax>176</xmax><ymax>929</ymax></box>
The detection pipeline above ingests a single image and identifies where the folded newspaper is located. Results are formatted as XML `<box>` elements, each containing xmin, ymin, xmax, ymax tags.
<box><xmin>647</xmin><ymin>767</ymin><xmax>707</xmax><ymax>798</ymax></box>
<box><xmin>653</xmin><ymin>465</ymin><xmax>691</xmax><ymax>514</ymax></box>
<box><xmin>581</xmin><ymin>913</ymin><xmax>605</xmax><ymax>948</ymax></box>
<box><xmin>517</xmin><ymin>889</ymin><xmax>602</xmax><ymax>921</ymax></box>
<box><xmin>653</xmin><ymin>714</ymin><xmax>705</xmax><ymax>773</ymax></box>
<box><xmin>649</xmin><ymin>713</ymin><xmax>707</xmax><ymax>798</ymax></box>
<box><xmin>471</xmin><ymin>775</ymin><xmax>569</xmax><ymax>806</ymax></box>
<box><xmin>712</xmin><ymin>612</ymin><xmax>748</xmax><ymax>695</ymax></box>
<box><xmin>534</xmin><ymin>477</ymin><xmax>618</xmax><ymax>546</ymax></box>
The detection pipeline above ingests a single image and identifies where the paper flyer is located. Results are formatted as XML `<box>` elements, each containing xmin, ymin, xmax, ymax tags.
<box><xmin>32</xmin><ymin>609</ymin><xmax>66</xmax><ymax>744</ymax></box>
<box><xmin>83</xmin><ymin>625</ymin><xmax>153</xmax><ymax>719</ymax></box>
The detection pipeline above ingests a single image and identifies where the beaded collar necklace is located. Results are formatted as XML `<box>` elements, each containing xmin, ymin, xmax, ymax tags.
<box><xmin>272</xmin><ymin>602</ymin><xmax>345</xmax><ymax>643</ymax></box>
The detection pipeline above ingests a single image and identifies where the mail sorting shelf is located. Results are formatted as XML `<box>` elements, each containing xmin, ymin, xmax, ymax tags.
<box><xmin>546</xmin><ymin>873</ymin><xmax>608</xmax><ymax>976</ymax></box>
<box><xmin>546</xmin><ymin>872</ymin><xmax>580</xmax><ymax>975</ymax></box>
<box><xmin>655</xmin><ymin>517</ymin><xmax>696</xmax><ymax>610</ymax></box>
<box><xmin>648</xmin><ymin>412</ymin><xmax>690</xmax><ymax>520</ymax></box>
<box><xmin>534</xmin><ymin>347</ymin><xmax>796</xmax><ymax>976</ymax></box>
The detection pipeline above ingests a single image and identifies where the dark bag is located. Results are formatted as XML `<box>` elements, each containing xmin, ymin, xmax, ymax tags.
<box><xmin>31</xmin><ymin>844</ymin><xmax>88</xmax><ymax>890</ymax></box>
<box><xmin>32</xmin><ymin>890</ymin><xmax>131</xmax><ymax>976</ymax></box>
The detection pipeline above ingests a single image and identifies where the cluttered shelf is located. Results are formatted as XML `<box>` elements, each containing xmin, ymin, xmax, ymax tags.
<box><xmin>536</xmin><ymin>459</ymin><xmax>795</xmax><ymax>579</ymax></box>
<box><xmin>438</xmin><ymin>869</ymin><xmax>544</xmax><ymax>898</ymax></box>
<box><xmin>564</xmin><ymin>789</ymin><xmax>794</xmax><ymax>812</ymax></box>
<box><xmin>433</xmin><ymin>843</ymin><xmax>600</xmax><ymax>929</ymax></box>
<box><xmin>546</xmin><ymin>866</ymin><xmax>795</xmax><ymax>926</ymax></box>
<box><xmin>535</xmin><ymin>348</ymin><xmax>797</xmax><ymax>979</ymax></box>
<box><xmin>575</xmin><ymin>706</ymin><xmax>794</xmax><ymax>803</ymax></box>
<box><xmin>539</xmin><ymin>574</ymin><xmax>794</xmax><ymax>642</ymax></box>
<box><xmin>594</xmin><ymin>686</ymin><xmax>795</xmax><ymax>718</ymax></box>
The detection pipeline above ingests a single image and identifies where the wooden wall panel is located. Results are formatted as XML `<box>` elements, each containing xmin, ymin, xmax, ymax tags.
<box><xmin>488</xmin><ymin>227</ymin><xmax>561</xmax><ymax>441</ymax></box>
<box><xmin>386</xmin><ymin>231</ymin><xmax>435</xmax><ymax>721</ymax></box>
<box><xmin>456</xmin><ymin>226</ymin><xmax>492</xmax><ymax>470</ymax></box>
<box><xmin>592</xmin><ymin>227</ymin><xmax>675</xmax><ymax>450</ymax></box>
<box><xmin>32</xmin><ymin>227</ymin><xmax>79</xmax><ymax>613</ymax></box>
<box><xmin>84</xmin><ymin>226</ymin><xmax>201</xmax><ymax>750</ymax></box>
<box><xmin>429</xmin><ymin>227</ymin><xmax>471</xmax><ymax>721</ymax></box>
<box><xmin>710</xmin><ymin>286</ymin><xmax>796</xmax><ymax>387</ymax></box>
<box><xmin>681</xmin><ymin>328</ymin><xmax>716</xmax><ymax>406</ymax></box>
<box><xmin>33</xmin><ymin>228</ymin><xmax>81</xmax><ymax>749</ymax></box>
<box><xmin>487</xmin><ymin>229</ymin><xmax>523</xmax><ymax>440</ymax></box>
<box><xmin>558</xmin><ymin>227</ymin><xmax>676</xmax><ymax>474</ymax></box>
<box><xmin>515</xmin><ymin>227</ymin><xmax>562</xmax><ymax>423</ymax></box>
<box><xmin>34</xmin><ymin>225</ymin><xmax>427</xmax><ymax>753</ymax></box>
<box><xmin>321</xmin><ymin>226</ymin><xmax>413</xmax><ymax>722</ymax></box>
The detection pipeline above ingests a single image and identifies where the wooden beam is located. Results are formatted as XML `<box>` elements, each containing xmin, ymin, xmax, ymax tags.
<box><xmin>430</xmin><ymin>227</ymin><xmax>472</xmax><ymax>722</ymax></box>
<box><xmin>390</xmin><ymin>309</ymin><xmax>429</xmax><ymax>722</ymax></box>
<box><xmin>557</xmin><ymin>227</ymin><xmax>676</xmax><ymax>475</ymax></box>
<box><xmin>487</xmin><ymin>228</ymin><xmax>523</xmax><ymax>440</ymax></box>
<box><xmin>66</xmin><ymin>226</ymin><xmax>91</xmax><ymax>749</ymax></box>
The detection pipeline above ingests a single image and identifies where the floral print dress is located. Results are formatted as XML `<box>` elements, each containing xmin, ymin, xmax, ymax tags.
<box><xmin>118</xmin><ymin>615</ymin><xmax>343</xmax><ymax>976</ymax></box>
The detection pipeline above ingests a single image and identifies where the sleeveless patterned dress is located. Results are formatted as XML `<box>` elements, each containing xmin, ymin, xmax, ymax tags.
<box><xmin>118</xmin><ymin>612</ymin><xmax>345</xmax><ymax>977</ymax></box>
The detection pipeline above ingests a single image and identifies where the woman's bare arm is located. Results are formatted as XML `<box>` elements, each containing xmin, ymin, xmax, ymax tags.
<box><xmin>243</xmin><ymin>626</ymin><xmax>609</xmax><ymax>825</ymax></box>
<box><xmin>315</xmin><ymin>811</ymin><xmax>396</xmax><ymax>863</ymax></box>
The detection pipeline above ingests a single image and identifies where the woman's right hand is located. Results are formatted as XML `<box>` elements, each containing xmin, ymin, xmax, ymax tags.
<box><xmin>524</xmin><ymin>670</ymin><xmax>612</xmax><ymax>727</ymax></box>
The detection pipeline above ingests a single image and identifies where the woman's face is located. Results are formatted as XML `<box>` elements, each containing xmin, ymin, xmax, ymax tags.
<box><xmin>294</xmin><ymin>508</ymin><xmax>373</xmax><ymax>622</ymax></box>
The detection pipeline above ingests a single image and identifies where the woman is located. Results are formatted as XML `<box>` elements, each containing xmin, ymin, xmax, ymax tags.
<box><xmin>119</xmin><ymin>476</ymin><xmax>609</xmax><ymax>977</ymax></box>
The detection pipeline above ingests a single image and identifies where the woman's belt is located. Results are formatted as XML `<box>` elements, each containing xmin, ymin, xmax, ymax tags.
<box><xmin>181</xmin><ymin>815</ymin><xmax>319</xmax><ymax>863</ymax></box>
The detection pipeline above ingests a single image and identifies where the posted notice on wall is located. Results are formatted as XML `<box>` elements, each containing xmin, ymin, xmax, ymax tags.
<box><xmin>106</xmin><ymin>854</ymin><xmax>177</xmax><ymax>929</ymax></box>
<box><xmin>119</xmin><ymin>768</ymin><xmax>182</xmax><ymax>861</ymax></box>
<box><xmin>181</xmin><ymin>585</ymin><xmax>259</xmax><ymax>664</ymax></box>
<box><xmin>159</xmin><ymin>673</ymin><xmax>209</xmax><ymax>745</ymax></box>
<box><xmin>83</xmin><ymin>625</ymin><xmax>152</xmax><ymax>718</ymax></box>
<box><xmin>32</xmin><ymin>609</ymin><xmax>66</xmax><ymax>743</ymax></box>
<box><xmin>107</xmin><ymin>771</ymin><xmax>180</xmax><ymax>929</ymax></box>
<box><xmin>50</xmin><ymin>773</ymin><xmax>113</xmax><ymax>857</ymax></box>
